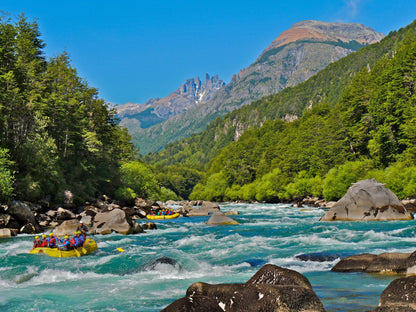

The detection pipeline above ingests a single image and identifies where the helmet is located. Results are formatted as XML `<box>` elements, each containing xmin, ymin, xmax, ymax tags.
<box><xmin>42</xmin><ymin>234</ymin><xmax>46</xmax><ymax>238</ymax></box>
<box><xmin>49</xmin><ymin>233</ymin><xmax>53</xmax><ymax>236</ymax></box>
<box><xmin>35</xmin><ymin>236</ymin><xmax>39</xmax><ymax>239</ymax></box>
<box><xmin>64</xmin><ymin>235</ymin><xmax>69</xmax><ymax>239</ymax></box>
<box><xmin>80</xmin><ymin>221</ymin><xmax>83</xmax><ymax>224</ymax></box>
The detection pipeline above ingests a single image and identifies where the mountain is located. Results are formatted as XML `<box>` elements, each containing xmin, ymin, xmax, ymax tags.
<box><xmin>126</xmin><ymin>20</ymin><xmax>384</xmax><ymax>155</ymax></box>
<box><xmin>117</xmin><ymin>74</ymin><xmax>225</xmax><ymax>131</ymax></box>
<box><xmin>146</xmin><ymin>20</ymin><xmax>414</xmax><ymax>173</ymax></box>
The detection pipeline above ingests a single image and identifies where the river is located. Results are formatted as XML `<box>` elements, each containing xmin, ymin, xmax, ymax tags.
<box><xmin>1</xmin><ymin>203</ymin><xmax>415</xmax><ymax>311</ymax></box>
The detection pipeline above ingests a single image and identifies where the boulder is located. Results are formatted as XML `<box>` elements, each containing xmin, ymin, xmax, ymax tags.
<box><xmin>53</xmin><ymin>219</ymin><xmax>80</xmax><ymax>236</ymax></box>
<box><xmin>332</xmin><ymin>252</ymin><xmax>412</xmax><ymax>274</ymax></box>
<box><xmin>320</xmin><ymin>179</ymin><xmax>413</xmax><ymax>221</ymax></box>
<box><xmin>187</xmin><ymin>201</ymin><xmax>220</xmax><ymax>216</ymax></box>
<box><xmin>163</xmin><ymin>264</ymin><xmax>325</xmax><ymax>312</ymax></box>
<box><xmin>374</xmin><ymin>275</ymin><xmax>416</xmax><ymax>311</ymax></box>
<box><xmin>407</xmin><ymin>250</ymin><xmax>416</xmax><ymax>275</ymax></box>
<box><xmin>161</xmin><ymin>295</ymin><xmax>223</xmax><ymax>312</ymax></box>
<box><xmin>331</xmin><ymin>254</ymin><xmax>378</xmax><ymax>272</ymax></box>
<box><xmin>0</xmin><ymin>214</ymin><xmax>19</xmax><ymax>229</ymax></box>
<box><xmin>247</xmin><ymin>263</ymin><xmax>313</xmax><ymax>289</ymax></box>
<box><xmin>0</xmin><ymin>228</ymin><xmax>17</xmax><ymax>238</ymax></box>
<box><xmin>92</xmin><ymin>208</ymin><xmax>134</xmax><ymax>235</ymax></box>
<box><xmin>206</xmin><ymin>212</ymin><xmax>238</xmax><ymax>225</ymax></box>
<box><xmin>56</xmin><ymin>207</ymin><xmax>76</xmax><ymax>221</ymax></box>
<box><xmin>6</xmin><ymin>201</ymin><xmax>38</xmax><ymax>227</ymax></box>
<box><xmin>365</xmin><ymin>253</ymin><xmax>410</xmax><ymax>274</ymax></box>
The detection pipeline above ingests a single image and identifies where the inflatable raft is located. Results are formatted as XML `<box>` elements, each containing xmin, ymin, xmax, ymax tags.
<box><xmin>29</xmin><ymin>238</ymin><xmax>97</xmax><ymax>257</ymax></box>
<box><xmin>146</xmin><ymin>213</ymin><xmax>180</xmax><ymax>220</ymax></box>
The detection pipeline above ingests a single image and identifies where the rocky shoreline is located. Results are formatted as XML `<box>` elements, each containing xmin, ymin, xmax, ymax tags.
<box><xmin>0</xmin><ymin>197</ymin><xmax>228</xmax><ymax>238</ymax></box>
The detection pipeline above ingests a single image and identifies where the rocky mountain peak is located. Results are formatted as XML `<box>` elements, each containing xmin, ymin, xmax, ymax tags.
<box><xmin>263</xmin><ymin>20</ymin><xmax>384</xmax><ymax>53</ymax></box>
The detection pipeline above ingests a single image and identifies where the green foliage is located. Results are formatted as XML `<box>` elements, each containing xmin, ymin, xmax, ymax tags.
<box><xmin>322</xmin><ymin>159</ymin><xmax>376</xmax><ymax>201</ymax></box>
<box><xmin>0</xmin><ymin>148</ymin><xmax>15</xmax><ymax>202</ymax></box>
<box><xmin>114</xmin><ymin>187</ymin><xmax>137</xmax><ymax>203</ymax></box>
<box><xmin>0</xmin><ymin>13</ymin><xmax>136</xmax><ymax>203</ymax></box>
<box><xmin>119</xmin><ymin>161</ymin><xmax>159</xmax><ymax>199</ymax></box>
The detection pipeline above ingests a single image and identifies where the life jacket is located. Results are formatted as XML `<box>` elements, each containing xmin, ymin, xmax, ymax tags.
<box><xmin>48</xmin><ymin>237</ymin><xmax>57</xmax><ymax>247</ymax></box>
<box><xmin>62</xmin><ymin>239</ymin><xmax>70</xmax><ymax>248</ymax></box>
<box><xmin>71</xmin><ymin>236</ymin><xmax>79</xmax><ymax>247</ymax></box>
<box><xmin>39</xmin><ymin>240</ymin><xmax>48</xmax><ymax>247</ymax></box>
<box><xmin>33</xmin><ymin>240</ymin><xmax>41</xmax><ymax>247</ymax></box>
<box><xmin>79</xmin><ymin>235</ymin><xmax>85</xmax><ymax>246</ymax></box>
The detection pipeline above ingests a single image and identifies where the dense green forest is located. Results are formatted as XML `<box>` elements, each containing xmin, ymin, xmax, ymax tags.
<box><xmin>146</xmin><ymin>20</ymin><xmax>416</xmax><ymax>202</ymax></box>
<box><xmin>0</xmin><ymin>14</ymin><xmax>179</xmax><ymax>204</ymax></box>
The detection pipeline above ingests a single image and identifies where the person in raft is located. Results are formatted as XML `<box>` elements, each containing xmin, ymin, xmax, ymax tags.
<box><xmin>70</xmin><ymin>232</ymin><xmax>80</xmax><ymax>248</ymax></box>
<box><xmin>77</xmin><ymin>231</ymin><xmax>85</xmax><ymax>246</ymax></box>
<box><xmin>47</xmin><ymin>233</ymin><xmax>58</xmax><ymax>248</ymax></box>
<box><xmin>60</xmin><ymin>235</ymin><xmax>73</xmax><ymax>251</ymax></box>
<box><xmin>39</xmin><ymin>234</ymin><xmax>48</xmax><ymax>247</ymax></box>
<box><xmin>77</xmin><ymin>221</ymin><xmax>89</xmax><ymax>236</ymax></box>
<box><xmin>33</xmin><ymin>236</ymin><xmax>41</xmax><ymax>248</ymax></box>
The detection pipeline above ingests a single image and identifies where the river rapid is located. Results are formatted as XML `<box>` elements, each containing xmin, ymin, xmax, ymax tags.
<box><xmin>1</xmin><ymin>203</ymin><xmax>416</xmax><ymax>311</ymax></box>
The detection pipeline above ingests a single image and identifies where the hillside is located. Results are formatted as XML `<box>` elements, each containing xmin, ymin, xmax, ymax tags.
<box><xmin>189</xmin><ymin>21</ymin><xmax>416</xmax><ymax>202</ymax></box>
<box><xmin>129</xmin><ymin>20</ymin><xmax>384</xmax><ymax>154</ymax></box>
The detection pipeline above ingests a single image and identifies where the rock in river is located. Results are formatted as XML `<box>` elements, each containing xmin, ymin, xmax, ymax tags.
<box><xmin>320</xmin><ymin>178</ymin><xmax>413</xmax><ymax>221</ymax></box>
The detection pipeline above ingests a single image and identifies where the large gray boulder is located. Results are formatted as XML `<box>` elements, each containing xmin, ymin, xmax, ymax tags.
<box><xmin>162</xmin><ymin>264</ymin><xmax>325</xmax><ymax>312</ymax></box>
<box><xmin>320</xmin><ymin>179</ymin><xmax>413</xmax><ymax>221</ymax></box>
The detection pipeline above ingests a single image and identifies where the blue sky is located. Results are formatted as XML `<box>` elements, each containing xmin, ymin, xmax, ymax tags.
<box><xmin>2</xmin><ymin>0</ymin><xmax>415</xmax><ymax>105</ymax></box>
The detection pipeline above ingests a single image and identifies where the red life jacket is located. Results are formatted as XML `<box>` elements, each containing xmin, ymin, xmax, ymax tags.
<box><xmin>69</xmin><ymin>237</ymin><xmax>76</xmax><ymax>246</ymax></box>
<box><xmin>48</xmin><ymin>237</ymin><xmax>57</xmax><ymax>246</ymax></box>
<box><xmin>39</xmin><ymin>240</ymin><xmax>48</xmax><ymax>247</ymax></box>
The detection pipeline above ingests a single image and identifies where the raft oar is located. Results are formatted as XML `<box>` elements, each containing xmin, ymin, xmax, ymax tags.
<box><xmin>91</xmin><ymin>234</ymin><xmax>124</xmax><ymax>252</ymax></box>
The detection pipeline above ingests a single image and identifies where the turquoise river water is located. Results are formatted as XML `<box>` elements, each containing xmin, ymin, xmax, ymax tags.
<box><xmin>1</xmin><ymin>203</ymin><xmax>416</xmax><ymax>311</ymax></box>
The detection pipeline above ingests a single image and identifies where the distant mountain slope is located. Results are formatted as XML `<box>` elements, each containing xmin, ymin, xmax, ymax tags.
<box><xmin>117</xmin><ymin>74</ymin><xmax>225</xmax><ymax>131</ymax></box>
<box><xmin>129</xmin><ymin>20</ymin><xmax>384</xmax><ymax>154</ymax></box>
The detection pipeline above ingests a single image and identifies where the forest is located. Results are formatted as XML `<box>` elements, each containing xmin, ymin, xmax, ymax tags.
<box><xmin>0</xmin><ymin>14</ymin><xmax>179</xmax><ymax>204</ymax></box>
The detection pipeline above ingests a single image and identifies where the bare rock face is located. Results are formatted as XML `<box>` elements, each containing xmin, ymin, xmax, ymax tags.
<box><xmin>320</xmin><ymin>179</ymin><xmax>413</xmax><ymax>221</ymax></box>
<box><xmin>162</xmin><ymin>264</ymin><xmax>325</xmax><ymax>312</ymax></box>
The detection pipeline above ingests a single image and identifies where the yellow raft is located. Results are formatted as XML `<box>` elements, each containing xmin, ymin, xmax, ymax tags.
<box><xmin>29</xmin><ymin>238</ymin><xmax>97</xmax><ymax>257</ymax></box>
<box><xmin>146</xmin><ymin>212</ymin><xmax>180</xmax><ymax>220</ymax></box>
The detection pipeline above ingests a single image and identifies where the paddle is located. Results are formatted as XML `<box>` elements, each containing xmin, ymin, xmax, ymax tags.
<box><xmin>91</xmin><ymin>233</ymin><xmax>125</xmax><ymax>252</ymax></box>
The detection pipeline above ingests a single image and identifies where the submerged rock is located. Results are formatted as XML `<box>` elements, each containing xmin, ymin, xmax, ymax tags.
<box><xmin>320</xmin><ymin>179</ymin><xmax>413</xmax><ymax>221</ymax></box>
<box><xmin>145</xmin><ymin>256</ymin><xmax>182</xmax><ymax>271</ymax></box>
